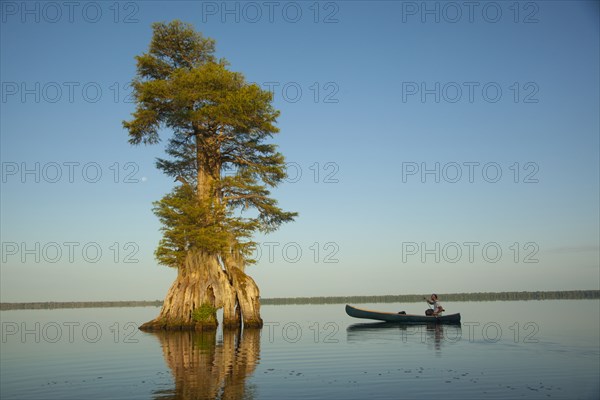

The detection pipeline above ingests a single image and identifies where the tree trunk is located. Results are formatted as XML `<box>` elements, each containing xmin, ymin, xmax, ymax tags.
<box><xmin>139</xmin><ymin>251</ymin><xmax>236</xmax><ymax>331</ymax></box>
<box><xmin>139</xmin><ymin>249</ymin><xmax>263</xmax><ymax>331</ymax></box>
<box><xmin>228</xmin><ymin>263</ymin><xmax>263</xmax><ymax>328</ymax></box>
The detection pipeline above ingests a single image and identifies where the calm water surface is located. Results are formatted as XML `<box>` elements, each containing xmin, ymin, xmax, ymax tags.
<box><xmin>1</xmin><ymin>300</ymin><xmax>598</xmax><ymax>399</ymax></box>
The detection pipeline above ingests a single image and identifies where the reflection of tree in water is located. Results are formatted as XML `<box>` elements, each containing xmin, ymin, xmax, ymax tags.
<box><xmin>153</xmin><ymin>328</ymin><xmax>261</xmax><ymax>400</ymax></box>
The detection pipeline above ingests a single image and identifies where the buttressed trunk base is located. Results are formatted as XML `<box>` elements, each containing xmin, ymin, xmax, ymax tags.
<box><xmin>139</xmin><ymin>250</ymin><xmax>262</xmax><ymax>331</ymax></box>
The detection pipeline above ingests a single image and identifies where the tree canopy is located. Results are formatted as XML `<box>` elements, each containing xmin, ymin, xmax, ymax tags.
<box><xmin>124</xmin><ymin>21</ymin><xmax>296</xmax><ymax>269</ymax></box>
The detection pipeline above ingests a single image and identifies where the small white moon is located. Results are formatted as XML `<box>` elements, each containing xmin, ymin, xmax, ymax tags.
<box><xmin>141</xmin><ymin>177</ymin><xmax>148</xmax><ymax>182</ymax></box>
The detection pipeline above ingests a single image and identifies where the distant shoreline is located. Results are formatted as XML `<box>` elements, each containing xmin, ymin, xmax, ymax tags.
<box><xmin>1</xmin><ymin>290</ymin><xmax>598</xmax><ymax>310</ymax></box>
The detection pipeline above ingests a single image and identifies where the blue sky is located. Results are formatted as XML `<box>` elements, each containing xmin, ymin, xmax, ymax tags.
<box><xmin>1</xmin><ymin>1</ymin><xmax>598</xmax><ymax>301</ymax></box>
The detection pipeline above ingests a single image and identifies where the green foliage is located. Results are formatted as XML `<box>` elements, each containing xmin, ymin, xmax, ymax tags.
<box><xmin>124</xmin><ymin>21</ymin><xmax>297</xmax><ymax>268</ymax></box>
<box><xmin>192</xmin><ymin>303</ymin><xmax>218</xmax><ymax>322</ymax></box>
<box><xmin>153</xmin><ymin>185</ymin><xmax>230</xmax><ymax>267</ymax></box>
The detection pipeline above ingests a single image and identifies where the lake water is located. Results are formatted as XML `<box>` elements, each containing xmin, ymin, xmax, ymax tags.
<box><xmin>1</xmin><ymin>300</ymin><xmax>598</xmax><ymax>399</ymax></box>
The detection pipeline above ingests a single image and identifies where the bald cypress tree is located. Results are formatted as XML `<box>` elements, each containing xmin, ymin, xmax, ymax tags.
<box><xmin>124</xmin><ymin>21</ymin><xmax>296</xmax><ymax>330</ymax></box>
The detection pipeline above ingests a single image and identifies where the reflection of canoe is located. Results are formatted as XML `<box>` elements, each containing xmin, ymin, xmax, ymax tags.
<box><xmin>347</xmin><ymin>321</ymin><xmax>434</xmax><ymax>331</ymax></box>
<box><xmin>345</xmin><ymin>304</ymin><xmax>461</xmax><ymax>324</ymax></box>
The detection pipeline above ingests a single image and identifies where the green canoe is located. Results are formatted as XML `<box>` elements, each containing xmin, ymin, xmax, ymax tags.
<box><xmin>345</xmin><ymin>304</ymin><xmax>461</xmax><ymax>324</ymax></box>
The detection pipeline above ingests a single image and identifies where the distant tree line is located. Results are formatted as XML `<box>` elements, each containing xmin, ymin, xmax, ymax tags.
<box><xmin>260</xmin><ymin>290</ymin><xmax>600</xmax><ymax>305</ymax></box>
<box><xmin>0</xmin><ymin>300</ymin><xmax>163</xmax><ymax>311</ymax></box>
<box><xmin>1</xmin><ymin>290</ymin><xmax>597</xmax><ymax>310</ymax></box>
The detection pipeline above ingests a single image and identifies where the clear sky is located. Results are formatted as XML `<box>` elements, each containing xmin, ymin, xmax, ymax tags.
<box><xmin>1</xmin><ymin>1</ymin><xmax>598</xmax><ymax>301</ymax></box>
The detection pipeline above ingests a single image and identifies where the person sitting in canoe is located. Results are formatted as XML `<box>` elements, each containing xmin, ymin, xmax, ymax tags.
<box><xmin>425</xmin><ymin>294</ymin><xmax>444</xmax><ymax>316</ymax></box>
